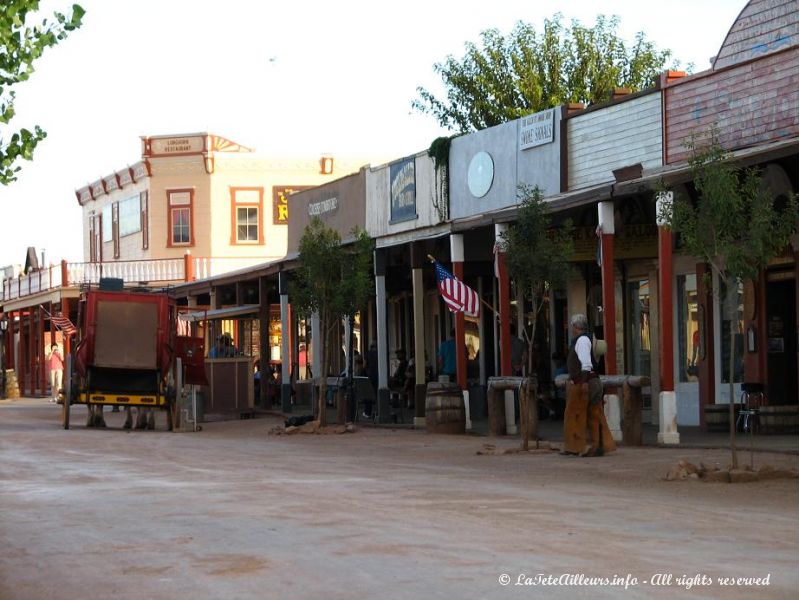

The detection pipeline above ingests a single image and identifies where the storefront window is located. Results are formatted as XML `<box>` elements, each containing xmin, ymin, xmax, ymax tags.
<box><xmin>677</xmin><ymin>274</ymin><xmax>699</xmax><ymax>382</ymax></box>
<box><xmin>719</xmin><ymin>278</ymin><xmax>744</xmax><ymax>384</ymax></box>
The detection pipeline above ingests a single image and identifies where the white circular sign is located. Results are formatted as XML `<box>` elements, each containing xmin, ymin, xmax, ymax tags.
<box><xmin>467</xmin><ymin>151</ymin><xmax>494</xmax><ymax>198</ymax></box>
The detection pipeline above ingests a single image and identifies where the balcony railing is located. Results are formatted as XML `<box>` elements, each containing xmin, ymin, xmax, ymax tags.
<box><xmin>1</xmin><ymin>256</ymin><xmax>276</xmax><ymax>303</ymax></box>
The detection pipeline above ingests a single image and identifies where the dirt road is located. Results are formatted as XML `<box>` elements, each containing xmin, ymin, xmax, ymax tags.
<box><xmin>2</xmin><ymin>398</ymin><xmax>798</xmax><ymax>599</ymax></box>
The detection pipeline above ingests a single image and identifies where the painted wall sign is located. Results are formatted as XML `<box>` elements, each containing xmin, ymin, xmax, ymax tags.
<box><xmin>149</xmin><ymin>136</ymin><xmax>204</xmax><ymax>155</ymax></box>
<box><xmin>519</xmin><ymin>108</ymin><xmax>555</xmax><ymax>150</ymax></box>
<box><xmin>308</xmin><ymin>196</ymin><xmax>339</xmax><ymax>217</ymax></box>
<box><xmin>389</xmin><ymin>156</ymin><xmax>417</xmax><ymax>223</ymax></box>
<box><xmin>272</xmin><ymin>185</ymin><xmax>312</xmax><ymax>224</ymax></box>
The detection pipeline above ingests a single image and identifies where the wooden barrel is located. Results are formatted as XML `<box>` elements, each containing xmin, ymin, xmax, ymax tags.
<box><xmin>425</xmin><ymin>382</ymin><xmax>465</xmax><ymax>434</ymax></box>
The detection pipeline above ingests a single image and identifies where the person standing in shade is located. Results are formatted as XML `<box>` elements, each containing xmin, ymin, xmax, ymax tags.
<box><xmin>437</xmin><ymin>328</ymin><xmax>457</xmax><ymax>380</ymax></box>
<box><xmin>389</xmin><ymin>348</ymin><xmax>408</xmax><ymax>389</ymax></box>
<box><xmin>561</xmin><ymin>314</ymin><xmax>616</xmax><ymax>457</ymax></box>
<box><xmin>48</xmin><ymin>344</ymin><xmax>64</xmax><ymax>403</ymax></box>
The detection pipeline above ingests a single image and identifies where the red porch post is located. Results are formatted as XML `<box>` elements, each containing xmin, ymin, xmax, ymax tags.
<box><xmin>184</xmin><ymin>251</ymin><xmax>194</xmax><ymax>282</ymax></box>
<box><xmin>38</xmin><ymin>305</ymin><xmax>46</xmax><ymax>396</ymax></box>
<box><xmin>61</xmin><ymin>260</ymin><xmax>69</xmax><ymax>287</ymax></box>
<box><xmin>62</xmin><ymin>298</ymin><xmax>72</xmax><ymax>356</ymax></box>
<box><xmin>656</xmin><ymin>192</ymin><xmax>679</xmax><ymax>444</ymax></box>
<box><xmin>18</xmin><ymin>312</ymin><xmax>26</xmax><ymax>394</ymax></box>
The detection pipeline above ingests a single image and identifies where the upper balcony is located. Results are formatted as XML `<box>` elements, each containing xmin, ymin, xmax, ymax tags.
<box><xmin>1</xmin><ymin>255</ymin><xmax>273</xmax><ymax>304</ymax></box>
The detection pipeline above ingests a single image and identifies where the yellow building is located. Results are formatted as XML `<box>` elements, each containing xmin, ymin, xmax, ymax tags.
<box><xmin>75</xmin><ymin>132</ymin><xmax>372</xmax><ymax>280</ymax></box>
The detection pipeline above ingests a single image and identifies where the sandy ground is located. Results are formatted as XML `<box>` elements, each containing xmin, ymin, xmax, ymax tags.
<box><xmin>2</xmin><ymin>398</ymin><xmax>799</xmax><ymax>600</ymax></box>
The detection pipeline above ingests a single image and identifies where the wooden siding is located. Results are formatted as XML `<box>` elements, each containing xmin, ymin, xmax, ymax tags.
<box><xmin>714</xmin><ymin>0</ymin><xmax>799</xmax><ymax>69</ymax></box>
<box><xmin>665</xmin><ymin>45</ymin><xmax>799</xmax><ymax>164</ymax></box>
<box><xmin>286</xmin><ymin>170</ymin><xmax>367</xmax><ymax>255</ymax></box>
<box><xmin>567</xmin><ymin>93</ymin><xmax>662</xmax><ymax>190</ymax></box>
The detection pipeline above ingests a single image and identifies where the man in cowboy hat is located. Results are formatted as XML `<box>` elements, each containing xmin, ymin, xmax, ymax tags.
<box><xmin>561</xmin><ymin>313</ymin><xmax>616</xmax><ymax>457</ymax></box>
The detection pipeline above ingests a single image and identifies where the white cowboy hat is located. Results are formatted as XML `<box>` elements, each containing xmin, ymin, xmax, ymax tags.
<box><xmin>592</xmin><ymin>337</ymin><xmax>607</xmax><ymax>360</ymax></box>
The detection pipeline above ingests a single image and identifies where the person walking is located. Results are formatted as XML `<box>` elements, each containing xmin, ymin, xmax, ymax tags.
<box><xmin>48</xmin><ymin>344</ymin><xmax>64</xmax><ymax>403</ymax></box>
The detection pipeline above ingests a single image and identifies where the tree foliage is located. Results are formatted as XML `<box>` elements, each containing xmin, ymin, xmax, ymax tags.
<box><xmin>413</xmin><ymin>14</ymin><xmax>674</xmax><ymax>133</ymax></box>
<box><xmin>503</xmin><ymin>184</ymin><xmax>574</xmax><ymax>368</ymax></box>
<box><xmin>1</xmin><ymin>1</ymin><xmax>84</xmax><ymax>184</ymax></box>
<box><xmin>290</xmin><ymin>218</ymin><xmax>373</xmax><ymax>426</ymax></box>
<box><xmin>661</xmin><ymin>128</ymin><xmax>799</xmax><ymax>468</ymax></box>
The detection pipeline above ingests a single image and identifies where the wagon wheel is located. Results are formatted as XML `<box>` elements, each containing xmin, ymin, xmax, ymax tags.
<box><xmin>62</xmin><ymin>355</ymin><xmax>72</xmax><ymax>430</ymax></box>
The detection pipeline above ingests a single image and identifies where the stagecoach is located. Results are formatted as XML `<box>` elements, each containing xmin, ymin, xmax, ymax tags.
<box><xmin>62</xmin><ymin>287</ymin><xmax>204</xmax><ymax>430</ymax></box>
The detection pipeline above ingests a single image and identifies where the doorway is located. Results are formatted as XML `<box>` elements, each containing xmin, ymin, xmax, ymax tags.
<box><xmin>766</xmin><ymin>279</ymin><xmax>797</xmax><ymax>405</ymax></box>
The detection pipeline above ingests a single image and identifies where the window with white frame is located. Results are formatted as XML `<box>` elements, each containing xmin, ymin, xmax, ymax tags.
<box><xmin>230</xmin><ymin>187</ymin><xmax>263</xmax><ymax>244</ymax></box>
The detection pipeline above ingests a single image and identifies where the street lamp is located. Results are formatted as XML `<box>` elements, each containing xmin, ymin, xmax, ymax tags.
<box><xmin>0</xmin><ymin>315</ymin><xmax>8</xmax><ymax>399</ymax></box>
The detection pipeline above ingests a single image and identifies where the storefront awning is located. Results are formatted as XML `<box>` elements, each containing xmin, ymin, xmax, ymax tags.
<box><xmin>179</xmin><ymin>304</ymin><xmax>260</xmax><ymax>322</ymax></box>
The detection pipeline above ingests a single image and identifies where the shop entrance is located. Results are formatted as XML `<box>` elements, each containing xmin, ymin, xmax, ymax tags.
<box><xmin>766</xmin><ymin>279</ymin><xmax>797</xmax><ymax>405</ymax></box>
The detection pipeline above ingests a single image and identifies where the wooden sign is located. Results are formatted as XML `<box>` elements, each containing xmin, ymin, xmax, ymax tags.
<box><xmin>272</xmin><ymin>185</ymin><xmax>312</xmax><ymax>225</ymax></box>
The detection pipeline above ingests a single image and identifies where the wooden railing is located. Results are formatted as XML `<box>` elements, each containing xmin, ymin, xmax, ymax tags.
<box><xmin>1</xmin><ymin>255</ymin><xmax>277</xmax><ymax>302</ymax></box>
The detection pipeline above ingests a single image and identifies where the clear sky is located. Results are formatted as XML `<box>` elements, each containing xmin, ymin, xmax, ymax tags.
<box><xmin>0</xmin><ymin>0</ymin><xmax>747</xmax><ymax>268</ymax></box>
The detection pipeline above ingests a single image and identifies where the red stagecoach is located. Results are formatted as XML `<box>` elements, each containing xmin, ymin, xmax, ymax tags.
<box><xmin>62</xmin><ymin>288</ymin><xmax>205</xmax><ymax>430</ymax></box>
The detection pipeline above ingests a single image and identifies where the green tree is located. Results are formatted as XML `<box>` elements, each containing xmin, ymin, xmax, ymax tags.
<box><xmin>502</xmin><ymin>184</ymin><xmax>574</xmax><ymax>449</ymax></box>
<box><xmin>290</xmin><ymin>217</ymin><xmax>373</xmax><ymax>427</ymax></box>
<box><xmin>1</xmin><ymin>1</ymin><xmax>84</xmax><ymax>184</ymax></box>
<box><xmin>413</xmin><ymin>14</ymin><xmax>674</xmax><ymax>133</ymax></box>
<box><xmin>661</xmin><ymin>129</ymin><xmax>799</xmax><ymax>469</ymax></box>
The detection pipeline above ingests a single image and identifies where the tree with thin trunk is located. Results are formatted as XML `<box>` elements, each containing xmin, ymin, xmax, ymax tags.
<box><xmin>290</xmin><ymin>217</ymin><xmax>373</xmax><ymax>427</ymax></box>
<box><xmin>1</xmin><ymin>1</ymin><xmax>84</xmax><ymax>184</ymax></box>
<box><xmin>413</xmin><ymin>13</ymin><xmax>676</xmax><ymax>133</ymax></box>
<box><xmin>502</xmin><ymin>184</ymin><xmax>574</xmax><ymax>448</ymax></box>
<box><xmin>660</xmin><ymin>128</ymin><xmax>799</xmax><ymax>469</ymax></box>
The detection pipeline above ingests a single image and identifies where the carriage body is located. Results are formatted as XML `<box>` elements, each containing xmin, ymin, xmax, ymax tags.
<box><xmin>64</xmin><ymin>289</ymin><xmax>178</xmax><ymax>429</ymax></box>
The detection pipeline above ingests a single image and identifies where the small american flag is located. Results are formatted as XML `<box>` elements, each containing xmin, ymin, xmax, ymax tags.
<box><xmin>51</xmin><ymin>314</ymin><xmax>77</xmax><ymax>337</ymax></box>
<box><xmin>433</xmin><ymin>260</ymin><xmax>480</xmax><ymax>318</ymax></box>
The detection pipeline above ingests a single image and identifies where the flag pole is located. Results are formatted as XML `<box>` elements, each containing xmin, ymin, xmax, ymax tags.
<box><xmin>427</xmin><ymin>254</ymin><xmax>498</xmax><ymax>317</ymax></box>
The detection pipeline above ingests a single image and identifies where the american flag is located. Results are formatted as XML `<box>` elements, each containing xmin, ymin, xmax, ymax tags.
<box><xmin>433</xmin><ymin>260</ymin><xmax>480</xmax><ymax>318</ymax></box>
<box><xmin>51</xmin><ymin>314</ymin><xmax>77</xmax><ymax>337</ymax></box>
